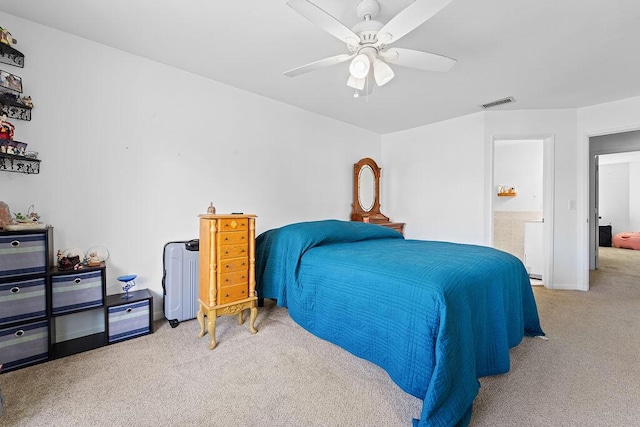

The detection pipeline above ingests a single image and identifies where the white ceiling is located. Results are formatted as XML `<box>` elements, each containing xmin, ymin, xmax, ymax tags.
<box><xmin>1</xmin><ymin>0</ymin><xmax>640</xmax><ymax>134</ymax></box>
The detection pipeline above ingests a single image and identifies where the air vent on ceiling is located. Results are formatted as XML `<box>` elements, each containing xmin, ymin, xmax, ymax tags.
<box><xmin>481</xmin><ymin>96</ymin><xmax>516</xmax><ymax>109</ymax></box>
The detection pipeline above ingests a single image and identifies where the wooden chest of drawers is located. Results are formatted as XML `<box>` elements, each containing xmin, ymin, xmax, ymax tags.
<box><xmin>197</xmin><ymin>214</ymin><xmax>257</xmax><ymax>349</ymax></box>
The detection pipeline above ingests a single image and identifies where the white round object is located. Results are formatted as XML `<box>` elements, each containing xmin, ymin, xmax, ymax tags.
<box><xmin>86</xmin><ymin>246</ymin><xmax>110</xmax><ymax>262</ymax></box>
<box><xmin>349</xmin><ymin>54</ymin><xmax>370</xmax><ymax>79</ymax></box>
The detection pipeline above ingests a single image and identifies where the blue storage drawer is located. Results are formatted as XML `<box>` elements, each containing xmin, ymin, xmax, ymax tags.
<box><xmin>0</xmin><ymin>233</ymin><xmax>47</xmax><ymax>278</ymax></box>
<box><xmin>108</xmin><ymin>297</ymin><xmax>151</xmax><ymax>343</ymax></box>
<box><xmin>52</xmin><ymin>269</ymin><xmax>104</xmax><ymax>314</ymax></box>
<box><xmin>0</xmin><ymin>320</ymin><xmax>49</xmax><ymax>372</ymax></box>
<box><xmin>0</xmin><ymin>277</ymin><xmax>46</xmax><ymax>326</ymax></box>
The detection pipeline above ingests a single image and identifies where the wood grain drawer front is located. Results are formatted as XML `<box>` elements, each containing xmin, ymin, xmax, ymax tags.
<box><xmin>0</xmin><ymin>320</ymin><xmax>49</xmax><ymax>372</ymax></box>
<box><xmin>219</xmin><ymin>257</ymin><xmax>249</xmax><ymax>274</ymax></box>
<box><xmin>219</xmin><ymin>232</ymin><xmax>247</xmax><ymax>246</ymax></box>
<box><xmin>0</xmin><ymin>277</ymin><xmax>46</xmax><ymax>326</ymax></box>
<box><xmin>218</xmin><ymin>283</ymin><xmax>249</xmax><ymax>305</ymax></box>
<box><xmin>51</xmin><ymin>270</ymin><xmax>104</xmax><ymax>314</ymax></box>
<box><xmin>220</xmin><ymin>270</ymin><xmax>249</xmax><ymax>288</ymax></box>
<box><xmin>108</xmin><ymin>299</ymin><xmax>151</xmax><ymax>343</ymax></box>
<box><xmin>219</xmin><ymin>244</ymin><xmax>248</xmax><ymax>260</ymax></box>
<box><xmin>219</xmin><ymin>218</ymin><xmax>248</xmax><ymax>232</ymax></box>
<box><xmin>0</xmin><ymin>233</ymin><xmax>47</xmax><ymax>278</ymax></box>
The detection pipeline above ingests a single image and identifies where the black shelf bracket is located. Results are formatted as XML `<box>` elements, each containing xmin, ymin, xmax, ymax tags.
<box><xmin>0</xmin><ymin>153</ymin><xmax>40</xmax><ymax>174</ymax></box>
<box><xmin>0</xmin><ymin>43</ymin><xmax>24</xmax><ymax>68</ymax></box>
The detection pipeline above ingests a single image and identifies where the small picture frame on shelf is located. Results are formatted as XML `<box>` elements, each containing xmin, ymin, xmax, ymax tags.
<box><xmin>0</xmin><ymin>69</ymin><xmax>22</xmax><ymax>93</ymax></box>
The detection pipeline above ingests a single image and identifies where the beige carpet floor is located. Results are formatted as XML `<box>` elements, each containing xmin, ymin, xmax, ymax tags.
<box><xmin>1</xmin><ymin>246</ymin><xmax>639</xmax><ymax>426</ymax></box>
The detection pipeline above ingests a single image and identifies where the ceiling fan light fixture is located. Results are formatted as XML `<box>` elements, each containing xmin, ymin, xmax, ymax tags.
<box><xmin>347</xmin><ymin>74</ymin><xmax>366</xmax><ymax>90</ymax></box>
<box><xmin>373</xmin><ymin>59</ymin><xmax>394</xmax><ymax>86</ymax></box>
<box><xmin>349</xmin><ymin>54</ymin><xmax>371</xmax><ymax>79</ymax></box>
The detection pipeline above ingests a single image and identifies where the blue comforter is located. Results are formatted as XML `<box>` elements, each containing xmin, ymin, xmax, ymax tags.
<box><xmin>256</xmin><ymin>220</ymin><xmax>543</xmax><ymax>426</ymax></box>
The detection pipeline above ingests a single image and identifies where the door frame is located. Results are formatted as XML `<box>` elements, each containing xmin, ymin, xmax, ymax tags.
<box><xmin>579</xmin><ymin>127</ymin><xmax>640</xmax><ymax>290</ymax></box>
<box><xmin>489</xmin><ymin>134</ymin><xmax>555</xmax><ymax>288</ymax></box>
<box><xmin>588</xmin><ymin>141</ymin><xmax>640</xmax><ymax>270</ymax></box>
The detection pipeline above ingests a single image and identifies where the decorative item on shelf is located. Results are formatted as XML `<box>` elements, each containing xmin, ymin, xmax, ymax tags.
<box><xmin>57</xmin><ymin>250</ymin><xmax>80</xmax><ymax>271</ymax></box>
<box><xmin>0</xmin><ymin>27</ymin><xmax>23</xmax><ymax>68</ymax></box>
<box><xmin>19</xmin><ymin>95</ymin><xmax>32</xmax><ymax>108</ymax></box>
<box><xmin>0</xmin><ymin>111</ymin><xmax>14</xmax><ymax>140</ymax></box>
<box><xmin>85</xmin><ymin>245</ymin><xmax>109</xmax><ymax>267</ymax></box>
<box><xmin>0</xmin><ymin>27</ymin><xmax>17</xmax><ymax>46</ymax></box>
<box><xmin>57</xmin><ymin>247</ymin><xmax>85</xmax><ymax>270</ymax></box>
<box><xmin>117</xmin><ymin>274</ymin><xmax>137</xmax><ymax>299</ymax></box>
<box><xmin>207</xmin><ymin>202</ymin><xmax>216</xmax><ymax>214</ymax></box>
<box><xmin>4</xmin><ymin>204</ymin><xmax>47</xmax><ymax>230</ymax></box>
<box><xmin>497</xmin><ymin>185</ymin><xmax>517</xmax><ymax>197</ymax></box>
<box><xmin>0</xmin><ymin>200</ymin><xmax>10</xmax><ymax>229</ymax></box>
<box><xmin>3</xmin><ymin>140</ymin><xmax>26</xmax><ymax>155</ymax></box>
<box><xmin>0</xmin><ymin>69</ymin><xmax>22</xmax><ymax>93</ymax></box>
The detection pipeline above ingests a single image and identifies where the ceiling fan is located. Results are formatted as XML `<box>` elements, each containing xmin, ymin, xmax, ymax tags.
<box><xmin>284</xmin><ymin>0</ymin><xmax>457</xmax><ymax>96</ymax></box>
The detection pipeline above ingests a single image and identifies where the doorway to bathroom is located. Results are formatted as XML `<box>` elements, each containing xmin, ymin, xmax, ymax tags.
<box><xmin>492</xmin><ymin>138</ymin><xmax>549</xmax><ymax>286</ymax></box>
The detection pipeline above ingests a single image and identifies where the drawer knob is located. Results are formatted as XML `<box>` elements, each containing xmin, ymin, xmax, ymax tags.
<box><xmin>224</xmin><ymin>251</ymin><xmax>229</xmax><ymax>255</ymax></box>
<box><xmin>241</xmin><ymin>290</ymin><xmax>245</xmax><ymax>294</ymax></box>
<box><xmin>15</xmin><ymin>329</ymin><xmax>24</xmax><ymax>337</ymax></box>
<box><xmin>225</xmin><ymin>265</ymin><xmax>230</xmax><ymax>268</ymax></box>
<box><xmin>126</xmin><ymin>308</ymin><xmax>133</xmax><ymax>313</ymax></box>
<box><xmin>10</xmin><ymin>286</ymin><xmax>20</xmax><ymax>294</ymax></box>
<box><xmin>224</xmin><ymin>237</ymin><xmax>229</xmax><ymax>241</ymax></box>
<box><xmin>11</xmin><ymin>240</ymin><xmax>20</xmax><ymax>247</ymax></box>
<box><xmin>74</xmin><ymin>278</ymin><xmax>82</xmax><ymax>284</ymax></box>
<box><xmin>225</xmin><ymin>294</ymin><xmax>229</xmax><ymax>298</ymax></box>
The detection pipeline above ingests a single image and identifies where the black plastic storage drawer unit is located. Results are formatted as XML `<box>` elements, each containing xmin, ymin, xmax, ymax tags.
<box><xmin>0</xmin><ymin>228</ymin><xmax>53</xmax><ymax>373</ymax></box>
<box><xmin>106</xmin><ymin>289</ymin><xmax>153</xmax><ymax>344</ymax></box>
<box><xmin>0</xmin><ymin>232</ymin><xmax>48</xmax><ymax>278</ymax></box>
<box><xmin>51</xmin><ymin>269</ymin><xmax>105</xmax><ymax>315</ymax></box>
<box><xmin>0</xmin><ymin>320</ymin><xmax>49</xmax><ymax>371</ymax></box>
<box><xmin>0</xmin><ymin>277</ymin><xmax>46</xmax><ymax>326</ymax></box>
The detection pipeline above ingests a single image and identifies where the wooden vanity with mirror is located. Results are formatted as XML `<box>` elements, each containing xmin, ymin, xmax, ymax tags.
<box><xmin>350</xmin><ymin>157</ymin><xmax>405</xmax><ymax>235</ymax></box>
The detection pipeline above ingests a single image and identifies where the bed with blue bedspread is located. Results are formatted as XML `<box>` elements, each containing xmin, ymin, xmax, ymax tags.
<box><xmin>255</xmin><ymin>220</ymin><xmax>543</xmax><ymax>426</ymax></box>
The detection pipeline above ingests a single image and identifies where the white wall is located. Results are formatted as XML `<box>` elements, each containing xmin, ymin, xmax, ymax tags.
<box><xmin>598</xmin><ymin>163</ymin><xmax>630</xmax><ymax>234</ymax></box>
<box><xmin>485</xmin><ymin>109</ymin><xmax>578</xmax><ymax>288</ymax></box>
<box><xmin>493</xmin><ymin>140</ymin><xmax>543</xmax><ymax>212</ymax></box>
<box><xmin>381</xmin><ymin>113</ymin><xmax>486</xmax><ymax>244</ymax></box>
<box><xmin>382</xmin><ymin>109</ymin><xmax>578</xmax><ymax>288</ymax></box>
<box><xmin>0</xmin><ymin>12</ymin><xmax>381</xmax><ymax>319</ymax></box>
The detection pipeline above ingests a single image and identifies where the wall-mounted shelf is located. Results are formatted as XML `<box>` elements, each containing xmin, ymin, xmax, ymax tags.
<box><xmin>0</xmin><ymin>43</ymin><xmax>24</xmax><ymax>68</ymax></box>
<box><xmin>0</xmin><ymin>97</ymin><xmax>32</xmax><ymax>121</ymax></box>
<box><xmin>0</xmin><ymin>152</ymin><xmax>40</xmax><ymax>174</ymax></box>
<box><xmin>497</xmin><ymin>192</ymin><xmax>517</xmax><ymax>197</ymax></box>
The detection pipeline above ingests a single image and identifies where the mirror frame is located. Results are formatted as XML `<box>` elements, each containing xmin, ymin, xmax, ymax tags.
<box><xmin>350</xmin><ymin>157</ymin><xmax>389</xmax><ymax>223</ymax></box>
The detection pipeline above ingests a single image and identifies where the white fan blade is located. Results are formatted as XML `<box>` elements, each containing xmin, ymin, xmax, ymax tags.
<box><xmin>380</xmin><ymin>48</ymin><xmax>456</xmax><ymax>72</ymax></box>
<box><xmin>376</xmin><ymin>0</ymin><xmax>454</xmax><ymax>46</ymax></box>
<box><xmin>284</xmin><ymin>53</ymin><xmax>354</xmax><ymax>77</ymax></box>
<box><xmin>287</xmin><ymin>0</ymin><xmax>360</xmax><ymax>46</ymax></box>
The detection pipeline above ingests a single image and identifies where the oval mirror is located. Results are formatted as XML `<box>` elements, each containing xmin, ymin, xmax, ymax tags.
<box><xmin>358</xmin><ymin>165</ymin><xmax>375</xmax><ymax>212</ymax></box>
